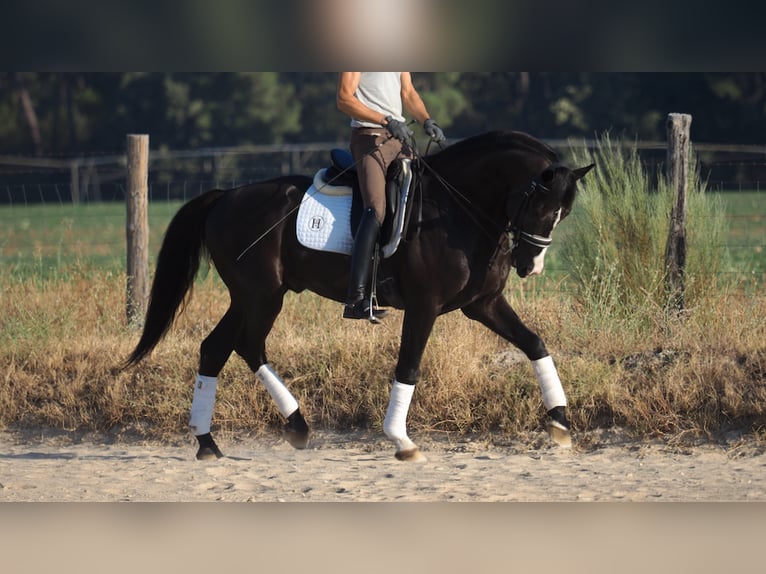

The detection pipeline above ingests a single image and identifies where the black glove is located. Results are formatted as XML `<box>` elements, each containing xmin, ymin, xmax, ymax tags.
<box><xmin>423</xmin><ymin>118</ymin><xmax>446</xmax><ymax>143</ymax></box>
<box><xmin>384</xmin><ymin>116</ymin><xmax>414</xmax><ymax>142</ymax></box>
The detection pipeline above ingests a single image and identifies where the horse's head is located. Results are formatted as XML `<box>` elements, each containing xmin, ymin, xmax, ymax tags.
<box><xmin>508</xmin><ymin>162</ymin><xmax>594</xmax><ymax>278</ymax></box>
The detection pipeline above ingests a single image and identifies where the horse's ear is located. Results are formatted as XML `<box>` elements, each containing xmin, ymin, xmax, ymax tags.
<box><xmin>573</xmin><ymin>164</ymin><xmax>595</xmax><ymax>181</ymax></box>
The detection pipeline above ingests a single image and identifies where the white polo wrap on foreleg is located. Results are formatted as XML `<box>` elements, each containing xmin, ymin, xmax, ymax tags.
<box><xmin>189</xmin><ymin>374</ymin><xmax>218</xmax><ymax>435</ymax></box>
<box><xmin>256</xmin><ymin>364</ymin><xmax>299</xmax><ymax>417</ymax></box>
<box><xmin>383</xmin><ymin>381</ymin><xmax>416</xmax><ymax>450</ymax></box>
<box><xmin>532</xmin><ymin>355</ymin><xmax>567</xmax><ymax>410</ymax></box>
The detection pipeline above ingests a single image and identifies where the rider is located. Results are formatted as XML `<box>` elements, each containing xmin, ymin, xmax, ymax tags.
<box><xmin>337</xmin><ymin>72</ymin><xmax>446</xmax><ymax>321</ymax></box>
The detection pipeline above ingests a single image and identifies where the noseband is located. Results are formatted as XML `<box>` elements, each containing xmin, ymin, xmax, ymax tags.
<box><xmin>507</xmin><ymin>179</ymin><xmax>554</xmax><ymax>250</ymax></box>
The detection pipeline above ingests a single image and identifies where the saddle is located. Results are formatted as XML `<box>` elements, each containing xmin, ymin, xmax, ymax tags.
<box><xmin>296</xmin><ymin>149</ymin><xmax>417</xmax><ymax>258</ymax></box>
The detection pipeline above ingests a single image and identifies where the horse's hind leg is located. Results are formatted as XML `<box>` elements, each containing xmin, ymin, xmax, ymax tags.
<box><xmin>191</xmin><ymin>306</ymin><xmax>244</xmax><ymax>460</ymax></box>
<box><xmin>236</xmin><ymin>295</ymin><xmax>310</xmax><ymax>449</ymax></box>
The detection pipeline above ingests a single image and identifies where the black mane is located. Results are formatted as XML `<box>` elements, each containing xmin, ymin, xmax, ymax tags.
<box><xmin>427</xmin><ymin>130</ymin><xmax>558</xmax><ymax>166</ymax></box>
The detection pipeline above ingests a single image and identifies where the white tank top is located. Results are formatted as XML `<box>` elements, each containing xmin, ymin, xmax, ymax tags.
<box><xmin>350</xmin><ymin>72</ymin><xmax>404</xmax><ymax>128</ymax></box>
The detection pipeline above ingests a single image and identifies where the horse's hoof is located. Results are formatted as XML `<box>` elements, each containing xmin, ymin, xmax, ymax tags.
<box><xmin>283</xmin><ymin>409</ymin><xmax>310</xmax><ymax>449</ymax></box>
<box><xmin>283</xmin><ymin>428</ymin><xmax>310</xmax><ymax>449</ymax></box>
<box><xmin>545</xmin><ymin>406</ymin><xmax>572</xmax><ymax>448</ymax></box>
<box><xmin>392</xmin><ymin>438</ymin><xmax>427</xmax><ymax>462</ymax></box>
<box><xmin>196</xmin><ymin>446</ymin><xmax>224</xmax><ymax>460</ymax></box>
<box><xmin>394</xmin><ymin>437</ymin><xmax>428</xmax><ymax>462</ymax></box>
<box><xmin>545</xmin><ymin>420</ymin><xmax>572</xmax><ymax>448</ymax></box>
<box><xmin>195</xmin><ymin>432</ymin><xmax>224</xmax><ymax>460</ymax></box>
<box><xmin>395</xmin><ymin>447</ymin><xmax>427</xmax><ymax>462</ymax></box>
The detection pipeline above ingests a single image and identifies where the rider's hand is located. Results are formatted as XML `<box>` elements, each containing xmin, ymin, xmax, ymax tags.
<box><xmin>423</xmin><ymin>118</ymin><xmax>446</xmax><ymax>143</ymax></box>
<box><xmin>384</xmin><ymin>116</ymin><xmax>414</xmax><ymax>142</ymax></box>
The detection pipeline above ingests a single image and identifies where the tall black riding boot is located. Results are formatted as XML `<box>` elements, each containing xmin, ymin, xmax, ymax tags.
<box><xmin>343</xmin><ymin>207</ymin><xmax>388</xmax><ymax>322</ymax></box>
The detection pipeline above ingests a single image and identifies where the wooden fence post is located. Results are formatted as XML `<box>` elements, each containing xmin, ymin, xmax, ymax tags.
<box><xmin>126</xmin><ymin>134</ymin><xmax>149</xmax><ymax>328</ymax></box>
<box><xmin>69</xmin><ymin>161</ymin><xmax>80</xmax><ymax>204</ymax></box>
<box><xmin>664</xmin><ymin>113</ymin><xmax>692</xmax><ymax>312</ymax></box>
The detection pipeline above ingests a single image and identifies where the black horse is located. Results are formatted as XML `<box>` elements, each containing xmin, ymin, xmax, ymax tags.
<box><xmin>124</xmin><ymin>130</ymin><xmax>594</xmax><ymax>462</ymax></box>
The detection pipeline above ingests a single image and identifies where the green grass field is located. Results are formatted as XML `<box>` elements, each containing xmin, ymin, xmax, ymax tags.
<box><xmin>1</xmin><ymin>192</ymin><xmax>763</xmax><ymax>284</ymax></box>
<box><xmin>719</xmin><ymin>192</ymin><xmax>766</xmax><ymax>279</ymax></box>
<box><xmin>0</xmin><ymin>202</ymin><xmax>181</xmax><ymax>280</ymax></box>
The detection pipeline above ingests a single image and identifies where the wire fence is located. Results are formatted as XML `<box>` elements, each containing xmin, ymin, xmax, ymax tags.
<box><xmin>1</xmin><ymin>141</ymin><xmax>764</xmax><ymax>288</ymax></box>
<box><xmin>3</xmin><ymin>176</ymin><xmax>766</xmax><ymax>206</ymax></box>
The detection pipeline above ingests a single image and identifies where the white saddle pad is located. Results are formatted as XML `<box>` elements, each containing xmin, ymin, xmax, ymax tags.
<box><xmin>296</xmin><ymin>169</ymin><xmax>354</xmax><ymax>255</ymax></box>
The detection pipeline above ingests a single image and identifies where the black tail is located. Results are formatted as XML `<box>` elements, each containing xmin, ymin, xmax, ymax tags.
<box><xmin>123</xmin><ymin>189</ymin><xmax>226</xmax><ymax>368</ymax></box>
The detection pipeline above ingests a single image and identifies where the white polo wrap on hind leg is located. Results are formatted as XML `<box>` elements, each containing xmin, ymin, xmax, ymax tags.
<box><xmin>532</xmin><ymin>356</ymin><xmax>567</xmax><ymax>410</ymax></box>
<box><xmin>383</xmin><ymin>381</ymin><xmax>417</xmax><ymax>451</ymax></box>
<box><xmin>256</xmin><ymin>364</ymin><xmax>299</xmax><ymax>418</ymax></box>
<box><xmin>189</xmin><ymin>374</ymin><xmax>218</xmax><ymax>435</ymax></box>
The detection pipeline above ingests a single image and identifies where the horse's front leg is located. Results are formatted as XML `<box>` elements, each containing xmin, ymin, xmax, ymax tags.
<box><xmin>386</xmin><ymin>310</ymin><xmax>438</xmax><ymax>462</ymax></box>
<box><xmin>462</xmin><ymin>294</ymin><xmax>572</xmax><ymax>448</ymax></box>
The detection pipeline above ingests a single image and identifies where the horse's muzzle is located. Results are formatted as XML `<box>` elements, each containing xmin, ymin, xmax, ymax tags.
<box><xmin>511</xmin><ymin>253</ymin><xmax>540</xmax><ymax>279</ymax></box>
<box><xmin>511</xmin><ymin>253</ymin><xmax>528</xmax><ymax>278</ymax></box>
<box><xmin>511</xmin><ymin>243</ymin><xmax>546</xmax><ymax>278</ymax></box>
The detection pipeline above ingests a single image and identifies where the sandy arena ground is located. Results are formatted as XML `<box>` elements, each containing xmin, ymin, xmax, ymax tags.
<box><xmin>1</xmin><ymin>428</ymin><xmax>765</xmax><ymax>502</ymax></box>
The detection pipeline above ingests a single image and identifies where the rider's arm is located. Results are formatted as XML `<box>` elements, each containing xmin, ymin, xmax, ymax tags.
<box><xmin>337</xmin><ymin>72</ymin><xmax>389</xmax><ymax>126</ymax></box>
<box><xmin>400</xmin><ymin>72</ymin><xmax>431</xmax><ymax>126</ymax></box>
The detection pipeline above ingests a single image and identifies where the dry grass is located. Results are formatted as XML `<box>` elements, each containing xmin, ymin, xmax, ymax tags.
<box><xmin>1</xmin><ymin>268</ymin><xmax>765</xmax><ymax>443</ymax></box>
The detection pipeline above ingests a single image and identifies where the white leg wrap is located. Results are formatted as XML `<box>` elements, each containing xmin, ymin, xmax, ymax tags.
<box><xmin>532</xmin><ymin>356</ymin><xmax>567</xmax><ymax>410</ymax></box>
<box><xmin>189</xmin><ymin>374</ymin><xmax>218</xmax><ymax>435</ymax></box>
<box><xmin>383</xmin><ymin>381</ymin><xmax>416</xmax><ymax>450</ymax></box>
<box><xmin>256</xmin><ymin>364</ymin><xmax>299</xmax><ymax>418</ymax></box>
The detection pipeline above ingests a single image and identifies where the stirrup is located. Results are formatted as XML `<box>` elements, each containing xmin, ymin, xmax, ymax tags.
<box><xmin>343</xmin><ymin>299</ymin><xmax>388</xmax><ymax>323</ymax></box>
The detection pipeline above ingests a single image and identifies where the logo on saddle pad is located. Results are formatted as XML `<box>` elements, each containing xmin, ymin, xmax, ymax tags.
<box><xmin>296</xmin><ymin>160</ymin><xmax>413</xmax><ymax>258</ymax></box>
<box><xmin>308</xmin><ymin>216</ymin><xmax>325</xmax><ymax>231</ymax></box>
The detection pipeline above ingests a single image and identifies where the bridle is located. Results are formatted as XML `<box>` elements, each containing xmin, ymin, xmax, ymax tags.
<box><xmin>417</xmin><ymin>151</ymin><xmax>558</xmax><ymax>253</ymax></box>
<box><xmin>422</xmin><ymin>133</ymin><xmax>563</xmax><ymax>255</ymax></box>
<box><xmin>507</xmin><ymin>179</ymin><xmax>555</xmax><ymax>251</ymax></box>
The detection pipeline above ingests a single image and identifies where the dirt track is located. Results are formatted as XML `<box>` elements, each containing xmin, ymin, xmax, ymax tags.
<box><xmin>1</xmin><ymin>428</ymin><xmax>765</xmax><ymax>501</ymax></box>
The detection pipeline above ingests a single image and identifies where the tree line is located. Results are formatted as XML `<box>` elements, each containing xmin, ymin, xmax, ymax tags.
<box><xmin>2</xmin><ymin>72</ymin><xmax>765</xmax><ymax>157</ymax></box>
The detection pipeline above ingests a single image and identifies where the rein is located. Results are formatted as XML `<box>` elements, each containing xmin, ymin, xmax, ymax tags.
<box><xmin>414</xmin><ymin>145</ymin><xmax>554</xmax><ymax>250</ymax></box>
<box><xmin>414</xmin><ymin>149</ymin><xmax>504</xmax><ymax>244</ymax></box>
